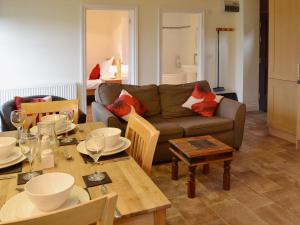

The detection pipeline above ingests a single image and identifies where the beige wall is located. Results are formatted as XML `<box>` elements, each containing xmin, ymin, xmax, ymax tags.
<box><xmin>0</xmin><ymin>0</ymin><xmax>257</xmax><ymax>108</ymax></box>
<box><xmin>86</xmin><ymin>10</ymin><xmax>128</xmax><ymax>76</ymax></box>
<box><xmin>243</xmin><ymin>0</ymin><xmax>260</xmax><ymax>110</ymax></box>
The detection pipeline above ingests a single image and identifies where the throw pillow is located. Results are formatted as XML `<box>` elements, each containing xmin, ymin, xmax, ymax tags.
<box><xmin>106</xmin><ymin>89</ymin><xmax>147</xmax><ymax>121</ymax></box>
<box><xmin>182</xmin><ymin>84</ymin><xmax>223</xmax><ymax>117</ymax></box>
<box><xmin>15</xmin><ymin>96</ymin><xmax>52</xmax><ymax>110</ymax></box>
<box><xmin>89</xmin><ymin>64</ymin><xmax>101</xmax><ymax>80</ymax></box>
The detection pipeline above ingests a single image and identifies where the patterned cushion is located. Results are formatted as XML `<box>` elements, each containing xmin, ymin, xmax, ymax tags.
<box><xmin>106</xmin><ymin>90</ymin><xmax>147</xmax><ymax>121</ymax></box>
<box><xmin>182</xmin><ymin>84</ymin><xmax>223</xmax><ymax>117</ymax></box>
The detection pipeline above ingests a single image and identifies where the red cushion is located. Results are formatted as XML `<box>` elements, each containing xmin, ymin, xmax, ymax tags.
<box><xmin>182</xmin><ymin>84</ymin><xmax>223</xmax><ymax>117</ymax></box>
<box><xmin>89</xmin><ymin>64</ymin><xmax>101</xmax><ymax>80</ymax></box>
<box><xmin>106</xmin><ymin>90</ymin><xmax>147</xmax><ymax>121</ymax></box>
<box><xmin>15</xmin><ymin>96</ymin><xmax>52</xmax><ymax>110</ymax></box>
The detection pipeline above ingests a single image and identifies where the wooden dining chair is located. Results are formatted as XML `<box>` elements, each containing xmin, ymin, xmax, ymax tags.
<box><xmin>125</xmin><ymin>113</ymin><xmax>160</xmax><ymax>175</ymax></box>
<box><xmin>1</xmin><ymin>193</ymin><xmax>117</xmax><ymax>225</ymax></box>
<box><xmin>21</xmin><ymin>100</ymin><xmax>79</xmax><ymax>129</ymax></box>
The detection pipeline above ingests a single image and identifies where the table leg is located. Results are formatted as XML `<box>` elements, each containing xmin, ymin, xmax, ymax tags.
<box><xmin>172</xmin><ymin>156</ymin><xmax>178</xmax><ymax>180</ymax></box>
<box><xmin>203</xmin><ymin>164</ymin><xmax>210</xmax><ymax>174</ymax></box>
<box><xmin>188</xmin><ymin>166</ymin><xmax>196</xmax><ymax>198</ymax></box>
<box><xmin>154</xmin><ymin>209</ymin><xmax>166</xmax><ymax>225</ymax></box>
<box><xmin>223</xmin><ymin>160</ymin><xmax>231</xmax><ymax>190</ymax></box>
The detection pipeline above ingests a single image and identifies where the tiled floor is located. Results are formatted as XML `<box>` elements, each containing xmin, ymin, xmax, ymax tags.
<box><xmin>151</xmin><ymin>112</ymin><xmax>300</xmax><ymax>225</ymax></box>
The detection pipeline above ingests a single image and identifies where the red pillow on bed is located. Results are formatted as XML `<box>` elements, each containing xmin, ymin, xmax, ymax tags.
<box><xmin>89</xmin><ymin>64</ymin><xmax>101</xmax><ymax>80</ymax></box>
<box><xmin>106</xmin><ymin>90</ymin><xmax>147</xmax><ymax>121</ymax></box>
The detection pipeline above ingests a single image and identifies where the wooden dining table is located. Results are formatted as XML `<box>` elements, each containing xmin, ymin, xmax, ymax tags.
<box><xmin>0</xmin><ymin>122</ymin><xmax>171</xmax><ymax>225</ymax></box>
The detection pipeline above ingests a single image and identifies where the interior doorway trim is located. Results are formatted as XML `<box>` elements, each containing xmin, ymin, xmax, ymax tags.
<box><xmin>157</xmin><ymin>9</ymin><xmax>205</xmax><ymax>85</ymax></box>
<box><xmin>80</xmin><ymin>4</ymin><xmax>138</xmax><ymax>113</ymax></box>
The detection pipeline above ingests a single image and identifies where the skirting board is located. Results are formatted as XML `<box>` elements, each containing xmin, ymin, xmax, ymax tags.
<box><xmin>269</xmin><ymin>127</ymin><xmax>296</xmax><ymax>144</ymax></box>
<box><xmin>246</xmin><ymin>102</ymin><xmax>259</xmax><ymax>112</ymax></box>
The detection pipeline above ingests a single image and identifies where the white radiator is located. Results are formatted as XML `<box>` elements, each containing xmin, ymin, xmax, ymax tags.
<box><xmin>0</xmin><ymin>83</ymin><xmax>78</xmax><ymax>107</ymax></box>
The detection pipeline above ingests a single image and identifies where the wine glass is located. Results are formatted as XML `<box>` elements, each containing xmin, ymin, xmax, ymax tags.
<box><xmin>85</xmin><ymin>133</ymin><xmax>105</xmax><ymax>181</ymax></box>
<box><xmin>10</xmin><ymin>110</ymin><xmax>27</xmax><ymax>141</ymax></box>
<box><xmin>19</xmin><ymin>133</ymin><xmax>39</xmax><ymax>181</ymax></box>
<box><xmin>59</xmin><ymin>110</ymin><xmax>74</xmax><ymax>143</ymax></box>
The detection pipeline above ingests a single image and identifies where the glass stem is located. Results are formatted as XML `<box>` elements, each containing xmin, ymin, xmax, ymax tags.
<box><xmin>29</xmin><ymin>160</ymin><xmax>33</xmax><ymax>174</ymax></box>
<box><xmin>17</xmin><ymin>127</ymin><xmax>21</xmax><ymax>141</ymax></box>
<box><xmin>65</xmin><ymin>124</ymin><xmax>69</xmax><ymax>139</ymax></box>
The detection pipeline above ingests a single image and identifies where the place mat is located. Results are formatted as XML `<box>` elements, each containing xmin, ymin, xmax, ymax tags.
<box><xmin>80</xmin><ymin>151</ymin><xmax>128</xmax><ymax>164</ymax></box>
<box><xmin>17</xmin><ymin>170</ymin><xmax>43</xmax><ymax>185</ymax></box>
<box><xmin>189</xmin><ymin>139</ymin><xmax>216</xmax><ymax>149</ymax></box>
<box><xmin>0</xmin><ymin>162</ymin><xmax>22</xmax><ymax>175</ymax></box>
<box><xmin>83</xmin><ymin>172</ymin><xmax>112</xmax><ymax>188</ymax></box>
<box><xmin>59</xmin><ymin>138</ymin><xmax>78</xmax><ymax>146</ymax></box>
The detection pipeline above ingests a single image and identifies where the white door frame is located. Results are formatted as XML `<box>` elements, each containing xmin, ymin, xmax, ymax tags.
<box><xmin>157</xmin><ymin>9</ymin><xmax>205</xmax><ymax>85</ymax></box>
<box><xmin>80</xmin><ymin>4</ymin><xmax>138</xmax><ymax>113</ymax></box>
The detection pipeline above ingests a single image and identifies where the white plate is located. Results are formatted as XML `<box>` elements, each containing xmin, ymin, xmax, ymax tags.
<box><xmin>77</xmin><ymin>137</ymin><xmax>131</xmax><ymax>156</ymax></box>
<box><xmin>0</xmin><ymin>148</ymin><xmax>26</xmax><ymax>169</ymax></box>
<box><xmin>30</xmin><ymin>123</ymin><xmax>76</xmax><ymax>135</ymax></box>
<box><xmin>0</xmin><ymin>185</ymin><xmax>90</xmax><ymax>222</ymax></box>
<box><xmin>0</xmin><ymin>148</ymin><xmax>22</xmax><ymax>165</ymax></box>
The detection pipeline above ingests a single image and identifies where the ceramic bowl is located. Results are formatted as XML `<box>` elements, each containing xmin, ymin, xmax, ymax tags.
<box><xmin>90</xmin><ymin>127</ymin><xmax>121</xmax><ymax>148</ymax></box>
<box><xmin>25</xmin><ymin>172</ymin><xmax>74</xmax><ymax>211</ymax></box>
<box><xmin>0</xmin><ymin>137</ymin><xmax>16</xmax><ymax>159</ymax></box>
<box><xmin>41</xmin><ymin>114</ymin><xmax>66</xmax><ymax>131</ymax></box>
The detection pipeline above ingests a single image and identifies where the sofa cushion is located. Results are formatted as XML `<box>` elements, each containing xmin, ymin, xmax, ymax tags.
<box><xmin>159</xmin><ymin>81</ymin><xmax>211</xmax><ymax>118</ymax></box>
<box><xmin>147</xmin><ymin>116</ymin><xmax>184</xmax><ymax>143</ymax></box>
<box><xmin>96</xmin><ymin>83</ymin><xmax>161</xmax><ymax>117</ymax></box>
<box><xmin>168</xmin><ymin>116</ymin><xmax>233</xmax><ymax>137</ymax></box>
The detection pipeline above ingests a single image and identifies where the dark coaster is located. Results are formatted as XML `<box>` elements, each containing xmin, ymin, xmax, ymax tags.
<box><xmin>189</xmin><ymin>139</ymin><xmax>216</xmax><ymax>149</ymax></box>
<box><xmin>0</xmin><ymin>162</ymin><xmax>22</xmax><ymax>175</ymax></box>
<box><xmin>59</xmin><ymin>138</ymin><xmax>78</xmax><ymax>146</ymax></box>
<box><xmin>83</xmin><ymin>172</ymin><xmax>112</xmax><ymax>188</ymax></box>
<box><xmin>80</xmin><ymin>151</ymin><xmax>128</xmax><ymax>164</ymax></box>
<box><xmin>17</xmin><ymin>170</ymin><xmax>43</xmax><ymax>185</ymax></box>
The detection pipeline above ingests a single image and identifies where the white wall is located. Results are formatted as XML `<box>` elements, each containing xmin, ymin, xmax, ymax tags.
<box><xmin>0</xmin><ymin>0</ymin><xmax>253</xmax><ymax>108</ymax></box>
<box><xmin>86</xmin><ymin>10</ymin><xmax>128</xmax><ymax>76</ymax></box>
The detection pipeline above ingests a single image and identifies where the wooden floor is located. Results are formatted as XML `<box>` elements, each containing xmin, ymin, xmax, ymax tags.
<box><xmin>151</xmin><ymin>112</ymin><xmax>300</xmax><ymax>225</ymax></box>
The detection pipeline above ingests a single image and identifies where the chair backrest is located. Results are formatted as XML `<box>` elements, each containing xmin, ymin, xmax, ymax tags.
<box><xmin>125</xmin><ymin>113</ymin><xmax>160</xmax><ymax>175</ymax></box>
<box><xmin>1</xmin><ymin>193</ymin><xmax>117</xmax><ymax>225</ymax></box>
<box><xmin>21</xmin><ymin>100</ymin><xmax>79</xmax><ymax>128</ymax></box>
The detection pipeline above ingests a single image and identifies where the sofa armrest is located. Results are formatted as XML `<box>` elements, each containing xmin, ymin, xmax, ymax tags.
<box><xmin>216</xmin><ymin>98</ymin><xmax>246</xmax><ymax>149</ymax></box>
<box><xmin>91</xmin><ymin>102</ymin><xmax>123</xmax><ymax>130</ymax></box>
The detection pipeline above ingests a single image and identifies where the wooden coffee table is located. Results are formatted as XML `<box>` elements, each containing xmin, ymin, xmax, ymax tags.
<box><xmin>169</xmin><ymin>135</ymin><xmax>234</xmax><ymax>198</ymax></box>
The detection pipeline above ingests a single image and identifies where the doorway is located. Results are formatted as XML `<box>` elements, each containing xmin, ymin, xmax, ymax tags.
<box><xmin>159</xmin><ymin>11</ymin><xmax>204</xmax><ymax>85</ymax></box>
<box><xmin>81</xmin><ymin>5</ymin><xmax>138</xmax><ymax>117</ymax></box>
<box><xmin>259</xmin><ymin>0</ymin><xmax>268</xmax><ymax>112</ymax></box>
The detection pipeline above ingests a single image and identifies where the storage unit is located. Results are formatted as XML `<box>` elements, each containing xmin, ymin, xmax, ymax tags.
<box><xmin>268</xmin><ymin>0</ymin><xmax>300</xmax><ymax>144</ymax></box>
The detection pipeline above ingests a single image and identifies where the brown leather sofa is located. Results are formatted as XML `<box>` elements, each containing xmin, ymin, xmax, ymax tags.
<box><xmin>92</xmin><ymin>81</ymin><xmax>246</xmax><ymax>163</ymax></box>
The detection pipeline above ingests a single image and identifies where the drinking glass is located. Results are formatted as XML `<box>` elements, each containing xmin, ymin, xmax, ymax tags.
<box><xmin>19</xmin><ymin>133</ymin><xmax>39</xmax><ymax>181</ymax></box>
<box><xmin>10</xmin><ymin>110</ymin><xmax>27</xmax><ymax>141</ymax></box>
<box><xmin>85</xmin><ymin>133</ymin><xmax>105</xmax><ymax>181</ymax></box>
<box><xmin>59</xmin><ymin>110</ymin><xmax>74</xmax><ymax>143</ymax></box>
<box><xmin>37</xmin><ymin>122</ymin><xmax>58</xmax><ymax>151</ymax></box>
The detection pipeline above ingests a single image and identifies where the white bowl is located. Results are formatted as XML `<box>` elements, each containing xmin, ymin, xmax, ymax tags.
<box><xmin>0</xmin><ymin>137</ymin><xmax>16</xmax><ymax>159</ymax></box>
<box><xmin>41</xmin><ymin>114</ymin><xmax>66</xmax><ymax>131</ymax></box>
<box><xmin>90</xmin><ymin>127</ymin><xmax>121</xmax><ymax>148</ymax></box>
<box><xmin>25</xmin><ymin>172</ymin><xmax>74</xmax><ymax>212</ymax></box>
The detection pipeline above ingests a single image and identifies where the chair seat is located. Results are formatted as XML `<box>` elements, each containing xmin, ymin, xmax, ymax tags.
<box><xmin>147</xmin><ymin>116</ymin><xmax>184</xmax><ymax>143</ymax></box>
<box><xmin>167</xmin><ymin>116</ymin><xmax>234</xmax><ymax>137</ymax></box>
